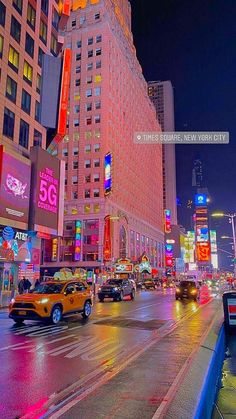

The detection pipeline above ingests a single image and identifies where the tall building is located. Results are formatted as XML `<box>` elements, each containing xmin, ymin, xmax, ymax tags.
<box><xmin>0</xmin><ymin>0</ymin><xmax>61</xmax><ymax>304</ymax></box>
<box><xmin>148</xmin><ymin>80</ymin><xmax>177</xmax><ymax>225</ymax></box>
<box><xmin>192</xmin><ymin>158</ymin><xmax>204</xmax><ymax>189</ymax></box>
<box><xmin>42</xmin><ymin>0</ymin><xmax>165</xmax><ymax>273</ymax></box>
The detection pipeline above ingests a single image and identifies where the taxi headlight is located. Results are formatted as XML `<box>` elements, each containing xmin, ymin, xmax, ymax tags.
<box><xmin>113</xmin><ymin>287</ymin><xmax>118</xmax><ymax>291</ymax></box>
<box><xmin>39</xmin><ymin>298</ymin><xmax>49</xmax><ymax>304</ymax></box>
<box><xmin>10</xmin><ymin>298</ymin><xmax>15</xmax><ymax>305</ymax></box>
<box><xmin>191</xmin><ymin>289</ymin><xmax>197</xmax><ymax>294</ymax></box>
<box><xmin>176</xmin><ymin>287</ymin><xmax>180</xmax><ymax>293</ymax></box>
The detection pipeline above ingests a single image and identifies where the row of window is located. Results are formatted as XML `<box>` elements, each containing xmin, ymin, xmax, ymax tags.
<box><xmin>76</xmin><ymin>48</ymin><xmax>101</xmax><ymax>61</ymax></box>
<box><xmin>73</xmin><ymin>101</ymin><xmax>101</xmax><ymax>113</ymax></box>
<box><xmin>62</xmin><ymin>130</ymin><xmax>101</xmax><ymax>143</ymax></box>
<box><xmin>75</xmin><ymin>74</ymin><xmax>101</xmax><ymax>86</ymax></box>
<box><xmin>71</xmin><ymin>12</ymin><xmax>100</xmax><ymax>28</ymax></box>
<box><xmin>85</xmin><ymin>87</ymin><xmax>101</xmax><ymax>97</ymax></box>
<box><xmin>5</xmin><ymin>76</ymin><xmax>40</xmax><ymax>121</ymax></box>
<box><xmin>75</xmin><ymin>60</ymin><xmax>101</xmax><ymax>74</ymax></box>
<box><xmin>2</xmin><ymin>107</ymin><xmax>42</xmax><ymax>148</ymax></box>
<box><xmin>84</xmin><ymin>189</ymin><xmax>100</xmax><ymax>198</ymax></box>
<box><xmin>8</xmin><ymin>44</ymin><xmax>42</xmax><ymax>91</ymax></box>
<box><xmin>63</xmin><ymin>144</ymin><xmax>100</xmax><ymax>157</ymax></box>
<box><xmin>65</xmin><ymin>174</ymin><xmax>101</xmax><ymax>184</ymax></box>
<box><xmin>77</xmin><ymin>35</ymin><xmax>102</xmax><ymax>48</ymax></box>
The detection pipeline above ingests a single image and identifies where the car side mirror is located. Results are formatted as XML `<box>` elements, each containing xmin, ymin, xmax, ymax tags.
<box><xmin>64</xmin><ymin>289</ymin><xmax>72</xmax><ymax>296</ymax></box>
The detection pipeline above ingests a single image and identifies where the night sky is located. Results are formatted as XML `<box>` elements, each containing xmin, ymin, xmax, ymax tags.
<box><xmin>130</xmin><ymin>0</ymin><xmax>236</xmax><ymax>269</ymax></box>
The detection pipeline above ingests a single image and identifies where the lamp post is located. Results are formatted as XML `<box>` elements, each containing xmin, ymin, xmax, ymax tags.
<box><xmin>212</xmin><ymin>212</ymin><xmax>236</xmax><ymax>277</ymax></box>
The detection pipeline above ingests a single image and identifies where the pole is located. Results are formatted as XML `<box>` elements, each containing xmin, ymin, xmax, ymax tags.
<box><xmin>230</xmin><ymin>215</ymin><xmax>236</xmax><ymax>279</ymax></box>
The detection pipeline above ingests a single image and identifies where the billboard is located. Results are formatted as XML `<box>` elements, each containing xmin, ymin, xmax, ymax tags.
<box><xmin>0</xmin><ymin>226</ymin><xmax>40</xmax><ymax>264</ymax></box>
<box><xmin>195</xmin><ymin>193</ymin><xmax>207</xmax><ymax>207</ymax></box>
<box><xmin>104</xmin><ymin>153</ymin><xmax>112</xmax><ymax>196</ymax></box>
<box><xmin>0</xmin><ymin>146</ymin><xmax>31</xmax><ymax>230</ymax></box>
<box><xmin>164</xmin><ymin>209</ymin><xmax>171</xmax><ymax>233</ymax></box>
<box><xmin>75</xmin><ymin>220</ymin><xmax>82</xmax><ymax>261</ymax></box>
<box><xmin>196</xmin><ymin>243</ymin><xmax>210</xmax><ymax>262</ymax></box>
<box><xmin>57</xmin><ymin>48</ymin><xmax>71</xmax><ymax>136</ymax></box>
<box><xmin>30</xmin><ymin>147</ymin><xmax>64</xmax><ymax>236</ymax></box>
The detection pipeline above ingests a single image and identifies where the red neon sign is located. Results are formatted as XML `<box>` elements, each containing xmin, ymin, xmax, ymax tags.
<box><xmin>57</xmin><ymin>49</ymin><xmax>71</xmax><ymax>136</ymax></box>
<box><xmin>196</xmin><ymin>243</ymin><xmax>210</xmax><ymax>262</ymax></box>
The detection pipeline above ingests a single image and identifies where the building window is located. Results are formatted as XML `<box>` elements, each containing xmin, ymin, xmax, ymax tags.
<box><xmin>94</xmin><ymin>158</ymin><xmax>100</xmax><ymax>168</ymax></box>
<box><xmin>94</xmin><ymin>174</ymin><xmax>100</xmax><ymax>182</ymax></box>
<box><xmin>74</xmin><ymin>105</ymin><xmax>80</xmax><ymax>113</ymax></box>
<box><xmin>85</xmin><ymin>174</ymin><xmax>91</xmax><ymax>183</ymax></box>
<box><xmin>11</xmin><ymin>16</ymin><xmax>21</xmax><ymax>43</ymax></box>
<box><xmin>51</xmin><ymin>34</ymin><xmax>57</xmax><ymax>56</ymax></box>
<box><xmin>76</xmin><ymin>53</ymin><xmax>81</xmax><ymax>61</ymax></box>
<box><xmin>88</xmin><ymin>37</ymin><xmax>93</xmax><ymax>45</ymax></box>
<box><xmin>23</xmin><ymin>61</ymin><xmax>33</xmax><ymax>85</ymax></box>
<box><xmin>87</xmin><ymin>76</ymin><xmax>92</xmax><ymax>84</ymax></box>
<box><xmin>85</xmin><ymin>159</ymin><xmax>91</xmax><ymax>168</ymax></box>
<box><xmin>63</xmin><ymin>148</ymin><xmax>68</xmax><ymax>157</ymax></box>
<box><xmin>84</xmin><ymin>204</ymin><xmax>90</xmax><ymax>213</ymax></box>
<box><xmin>73</xmin><ymin>161</ymin><xmax>78</xmax><ymax>170</ymax></box>
<box><xmin>75</xmin><ymin>78</ymin><xmax>80</xmax><ymax>86</ymax></box>
<box><xmin>80</xmin><ymin>16</ymin><xmax>85</xmax><ymax>25</ymax></box>
<box><xmin>85</xmin><ymin>189</ymin><xmax>90</xmax><ymax>198</ymax></box>
<box><xmin>87</xmin><ymin>63</ymin><xmax>93</xmax><ymax>71</ymax></box>
<box><xmin>19</xmin><ymin>119</ymin><xmax>29</xmax><ymax>149</ymax></box>
<box><xmin>96</xmin><ymin>34</ymin><xmax>102</xmax><ymax>43</ymax></box>
<box><xmin>72</xmin><ymin>176</ymin><xmax>78</xmax><ymax>185</ymax></box>
<box><xmin>88</xmin><ymin>50</ymin><xmax>93</xmax><ymax>58</ymax></box>
<box><xmin>52</xmin><ymin>8</ymin><xmax>59</xmax><ymax>30</ymax></box>
<box><xmin>8</xmin><ymin>45</ymin><xmax>19</xmax><ymax>72</ymax></box>
<box><xmin>72</xmin><ymin>19</ymin><xmax>76</xmax><ymax>27</ymax></box>
<box><xmin>95</xmin><ymin>115</ymin><xmax>101</xmax><ymax>124</ymax></box>
<box><xmin>25</xmin><ymin>33</ymin><xmax>34</xmax><ymax>58</ymax></box>
<box><xmin>41</xmin><ymin>0</ymin><xmax>48</xmax><ymax>16</ymax></box>
<box><xmin>74</xmin><ymin>118</ymin><xmax>79</xmax><ymax>127</ymax></box>
<box><xmin>95</xmin><ymin>74</ymin><xmax>102</xmax><ymax>83</ymax></box>
<box><xmin>74</xmin><ymin>133</ymin><xmax>79</xmax><ymax>141</ymax></box>
<box><xmin>77</xmin><ymin>40</ymin><xmax>82</xmax><ymax>48</ymax></box>
<box><xmin>33</xmin><ymin>130</ymin><xmax>42</xmax><ymax>147</ymax></box>
<box><xmin>95</xmin><ymin>101</ymin><xmax>101</xmax><ymax>109</ymax></box>
<box><xmin>85</xmin><ymin>144</ymin><xmax>91</xmax><ymax>153</ymax></box>
<box><xmin>95</xmin><ymin>12</ymin><xmax>100</xmax><ymax>20</ymax></box>
<box><xmin>6</xmin><ymin>76</ymin><xmax>17</xmax><ymax>103</ymax></box>
<box><xmin>86</xmin><ymin>103</ymin><xmax>92</xmax><ymax>111</ymax></box>
<box><xmin>93</xmin><ymin>189</ymin><xmax>99</xmax><ymax>197</ymax></box>
<box><xmin>21</xmin><ymin>89</ymin><xmax>31</xmax><ymax>114</ymax></box>
<box><xmin>0</xmin><ymin>34</ymin><xmax>3</xmax><ymax>58</ymax></box>
<box><xmin>27</xmin><ymin>4</ymin><xmax>36</xmax><ymax>30</ymax></box>
<box><xmin>73</xmin><ymin>147</ymin><xmax>79</xmax><ymax>156</ymax></box>
<box><xmin>65</xmin><ymin>162</ymin><xmax>68</xmax><ymax>171</ymax></box>
<box><xmin>3</xmin><ymin>108</ymin><xmax>15</xmax><ymax>140</ymax></box>
<box><xmin>35</xmin><ymin>100</ymin><xmax>41</xmax><ymax>122</ymax></box>
<box><xmin>36</xmin><ymin>73</ymin><xmax>41</xmax><ymax>93</ymax></box>
<box><xmin>75</xmin><ymin>65</ymin><xmax>81</xmax><ymax>73</ymax></box>
<box><xmin>94</xmin><ymin>204</ymin><xmax>100</xmax><ymax>213</ymax></box>
<box><xmin>38</xmin><ymin>47</ymin><xmax>44</xmax><ymax>67</ymax></box>
<box><xmin>94</xmin><ymin>87</ymin><xmax>101</xmax><ymax>96</ymax></box>
<box><xmin>86</xmin><ymin>117</ymin><xmax>92</xmax><ymax>125</ymax></box>
<box><xmin>0</xmin><ymin>1</ymin><xmax>6</xmax><ymax>27</ymax></box>
<box><xmin>96</xmin><ymin>48</ymin><xmax>102</xmax><ymax>56</ymax></box>
<box><xmin>13</xmin><ymin>0</ymin><xmax>22</xmax><ymax>14</ymax></box>
<box><xmin>95</xmin><ymin>130</ymin><xmax>101</xmax><ymax>138</ymax></box>
<box><xmin>96</xmin><ymin>60</ymin><xmax>101</xmax><ymax>69</ymax></box>
<box><xmin>40</xmin><ymin>20</ymin><xmax>47</xmax><ymax>45</ymax></box>
<box><xmin>94</xmin><ymin>143</ymin><xmax>100</xmax><ymax>152</ymax></box>
<box><xmin>73</xmin><ymin>191</ymin><xmax>78</xmax><ymax>199</ymax></box>
<box><xmin>86</xmin><ymin>89</ymin><xmax>92</xmax><ymax>97</ymax></box>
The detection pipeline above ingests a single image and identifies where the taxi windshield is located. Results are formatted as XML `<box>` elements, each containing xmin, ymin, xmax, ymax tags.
<box><xmin>31</xmin><ymin>283</ymin><xmax>64</xmax><ymax>294</ymax></box>
<box><xmin>180</xmin><ymin>281</ymin><xmax>196</xmax><ymax>288</ymax></box>
<box><xmin>107</xmin><ymin>279</ymin><xmax>123</xmax><ymax>286</ymax></box>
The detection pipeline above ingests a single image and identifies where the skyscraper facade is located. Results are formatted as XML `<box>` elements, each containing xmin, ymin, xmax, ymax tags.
<box><xmin>43</xmin><ymin>0</ymin><xmax>165</xmax><ymax>272</ymax></box>
<box><xmin>148</xmin><ymin>80</ymin><xmax>177</xmax><ymax>225</ymax></box>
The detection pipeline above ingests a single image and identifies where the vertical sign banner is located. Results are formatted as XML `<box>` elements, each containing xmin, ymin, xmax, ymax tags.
<box><xmin>57</xmin><ymin>48</ymin><xmax>72</xmax><ymax>136</ymax></box>
<box><xmin>104</xmin><ymin>153</ymin><xmax>112</xmax><ymax>196</ymax></box>
<box><xmin>104</xmin><ymin>216</ymin><xmax>111</xmax><ymax>261</ymax></box>
<box><xmin>164</xmin><ymin>209</ymin><xmax>171</xmax><ymax>233</ymax></box>
<box><xmin>165</xmin><ymin>244</ymin><xmax>173</xmax><ymax>267</ymax></box>
<box><xmin>0</xmin><ymin>146</ymin><xmax>31</xmax><ymax>230</ymax></box>
<box><xmin>30</xmin><ymin>147</ymin><xmax>64</xmax><ymax>236</ymax></box>
<box><xmin>75</xmin><ymin>221</ymin><xmax>82</xmax><ymax>261</ymax></box>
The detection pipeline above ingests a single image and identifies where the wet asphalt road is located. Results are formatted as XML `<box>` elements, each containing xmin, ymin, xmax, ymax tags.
<box><xmin>0</xmin><ymin>287</ymin><xmax>218</xmax><ymax>419</ymax></box>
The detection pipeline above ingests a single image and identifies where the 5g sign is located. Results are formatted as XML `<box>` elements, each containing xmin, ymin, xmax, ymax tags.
<box><xmin>39</xmin><ymin>180</ymin><xmax>57</xmax><ymax>207</ymax></box>
<box><xmin>38</xmin><ymin>167</ymin><xmax>59</xmax><ymax>214</ymax></box>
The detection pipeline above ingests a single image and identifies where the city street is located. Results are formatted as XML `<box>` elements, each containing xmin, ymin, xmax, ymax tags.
<box><xmin>0</xmin><ymin>288</ymin><xmax>221</xmax><ymax>419</ymax></box>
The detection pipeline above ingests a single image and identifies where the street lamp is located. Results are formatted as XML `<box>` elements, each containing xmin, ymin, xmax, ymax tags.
<box><xmin>211</xmin><ymin>212</ymin><xmax>236</xmax><ymax>277</ymax></box>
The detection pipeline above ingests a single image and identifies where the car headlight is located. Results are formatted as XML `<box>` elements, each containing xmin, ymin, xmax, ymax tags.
<box><xmin>10</xmin><ymin>298</ymin><xmax>15</xmax><ymax>304</ymax></box>
<box><xmin>113</xmin><ymin>287</ymin><xmax>118</xmax><ymax>291</ymax></box>
<box><xmin>191</xmin><ymin>289</ymin><xmax>197</xmax><ymax>294</ymax></box>
<box><xmin>39</xmin><ymin>298</ymin><xmax>49</xmax><ymax>304</ymax></box>
<box><xmin>176</xmin><ymin>288</ymin><xmax>180</xmax><ymax>293</ymax></box>
<box><xmin>98</xmin><ymin>287</ymin><xmax>102</xmax><ymax>292</ymax></box>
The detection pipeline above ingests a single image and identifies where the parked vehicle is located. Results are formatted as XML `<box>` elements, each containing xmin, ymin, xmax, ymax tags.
<box><xmin>9</xmin><ymin>280</ymin><xmax>93</xmax><ymax>325</ymax></box>
<box><xmin>98</xmin><ymin>279</ymin><xmax>135</xmax><ymax>302</ymax></box>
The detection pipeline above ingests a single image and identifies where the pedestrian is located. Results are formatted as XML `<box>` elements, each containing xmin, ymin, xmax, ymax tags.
<box><xmin>23</xmin><ymin>277</ymin><xmax>32</xmax><ymax>293</ymax></box>
<box><xmin>18</xmin><ymin>278</ymin><xmax>25</xmax><ymax>295</ymax></box>
<box><xmin>35</xmin><ymin>278</ymin><xmax>40</xmax><ymax>288</ymax></box>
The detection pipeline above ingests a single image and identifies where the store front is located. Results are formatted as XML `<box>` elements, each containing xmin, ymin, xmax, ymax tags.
<box><xmin>0</xmin><ymin>226</ymin><xmax>41</xmax><ymax>307</ymax></box>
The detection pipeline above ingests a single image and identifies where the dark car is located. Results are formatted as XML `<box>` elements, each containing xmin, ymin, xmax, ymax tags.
<box><xmin>98</xmin><ymin>279</ymin><xmax>135</xmax><ymax>302</ymax></box>
<box><xmin>175</xmin><ymin>280</ymin><xmax>199</xmax><ymax>301</ymax></box>
<box><xmin>143</xmin><ymin>279</ymin><xmax>156</xmax><ymax>290</ymax></box>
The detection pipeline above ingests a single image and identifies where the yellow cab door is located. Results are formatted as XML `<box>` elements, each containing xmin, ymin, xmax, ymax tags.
<box><xmin>73</xmin><ymin>282</ymin><xmax>88</xmax><ymax>310</ymax></box>
<box><xmin>63</xmin><ymin>284</ymin><xmax>78</xmax><ymax>313</ymax></box>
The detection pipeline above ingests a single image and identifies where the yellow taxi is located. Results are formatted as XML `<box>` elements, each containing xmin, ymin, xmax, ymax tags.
<box><xmin>9</xmin><ymin>279</ymin><xmax>93</xmax><ymax>325</ymax></box>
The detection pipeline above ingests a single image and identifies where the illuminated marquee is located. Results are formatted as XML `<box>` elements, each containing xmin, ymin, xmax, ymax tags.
<box><xmin>75</xmin><ymin>221</ymin><xmax>82</xmax><ymax>261</ymax></box>
<box><xmin>104</xmin><ymin>153</ymin><xmax>112</xmax><ymax>196</ymax></box>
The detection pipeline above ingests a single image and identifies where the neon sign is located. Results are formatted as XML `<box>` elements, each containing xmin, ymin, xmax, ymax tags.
<box><xmin>195</xmin><ymin>194</ymin><xmax>207</xmax><ymax>206</ymax></box>
<box><xmin>164</xmin><ymin>209</ymin><xmax>171</xmax><ymax>233</ymax></box>
<box><xmin>75</xmin><ymin>220</ymin><xmax>82</xmax><ymax>261</ymax></box>
<box><xmin>104</xmin><ymin>153</ymin><xmax>112</xmax><ymax>196</ymax></box>
<box><xmin>38</xmin><ymin>167</ymin><xmax>58</xmax><ymax>214</ymax></box>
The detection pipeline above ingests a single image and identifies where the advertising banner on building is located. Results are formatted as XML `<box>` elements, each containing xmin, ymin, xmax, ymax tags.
<box><xmin>0</xmin><ymin>226</ymin><xmax>40</xmax><ymax>264</ymax></box>
<box><xmin>30</xmin><ymin>147</ymin><xmax>65</xmax><ymax>236</ymax></box>
<box><xmin>196</xmin><ymin>242</ymin><xmax>210</xmax><ymax>262</ymax></box>
<box><xmin>0</xmin><ymin>146</ymin><xmax>31</xmax><ymax>230</ymax></box>
<box><xmin>104</xmin><ymin>152</ymin><xmax>112</xmax><ymax>196</ymax></box>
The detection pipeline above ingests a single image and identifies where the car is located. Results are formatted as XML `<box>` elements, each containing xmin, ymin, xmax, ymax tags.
<box><xmin>98</xmin><ymin>279</ymin><xmax>135</xmax><ymax>302</ymax></box>
<box><xmin>175</xmin><ymin>280</ymin><xmax>199</xmax><ymax>301</ymax></box>
<box><xmin>143</xmin><ymin>279</ymin><xmax>156</xmax><ymax>290</ymax></box>
<box><xmin>9</xmin><ymin>280</ymin><xmax>93</xmax><ymax>325</ymax></box>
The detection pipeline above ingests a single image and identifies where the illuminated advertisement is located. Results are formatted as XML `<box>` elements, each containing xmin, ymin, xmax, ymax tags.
<box><xmin>0</xmin><ymin>226</ymin><xmax>40</xmax><ymax>263</ymax></box>
<box><xmin>184</xmin><ymin>231</ymin><xmax>195</xmax><ymax>263</ymax></box>
<box><xmin>57</xmin><ymin>49</ymin><xmax>72</xmax><ymax>136</ymax></box>
<box><xmin>104</xmin><ymin>153</ymin><xmax>112</xmax><ymax>196</ymax></box>
<box><xmin>210</xmin><ymin>230</ymin><xmax>217</xmax><ymax>253</ymax></box>
<box><xmin>0</xmin><ymin>146</ymin><xmax>31</xmax><ymax>230</ymax></box>
<box><xmin>103</xmin><ymin>216</ymin><xmax>111</xmax><ymax>261</ymax></box>
<box><xmin>164</xmin><ymin>209</ymin><xmax>171</xmax><ymax>233</ymax></box>
<box><xmin>115</xmin><ymin>258</ymin><xmax>133</xmax><ymax>274</ymax></box>
<box><xmin>195</xmin><ymin>194</ymin><xmax>207</xmax><ymax>206</ymax></box>
<box><xmin>165</xmin><ymin>243</ymin><xmax>173</xmax><ymax>267</ymax></box>
<box><xmin>75</xmin><ymin>220</ymin><xmax>82</xmax><ymax>261</ymax></box>
<box><xmin>196</xmin><ymin>227</ymin><xmax>209</xmax><ymax>242</ymax></box>
<box><xmin>30</xmin><ymin>147</ymin><xmax>64</xmax><ymax>236</ymax></box>
<box><xmin>196</xmin><ymin>243</ymin><xmax>210</xmax><ymax>262</ymax></box>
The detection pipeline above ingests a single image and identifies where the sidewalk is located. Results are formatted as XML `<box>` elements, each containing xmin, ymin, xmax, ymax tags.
<box><xmin>212</xmin><ymin>335</ymin><xmax>236</xmax><ymax>418</ymax></box>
